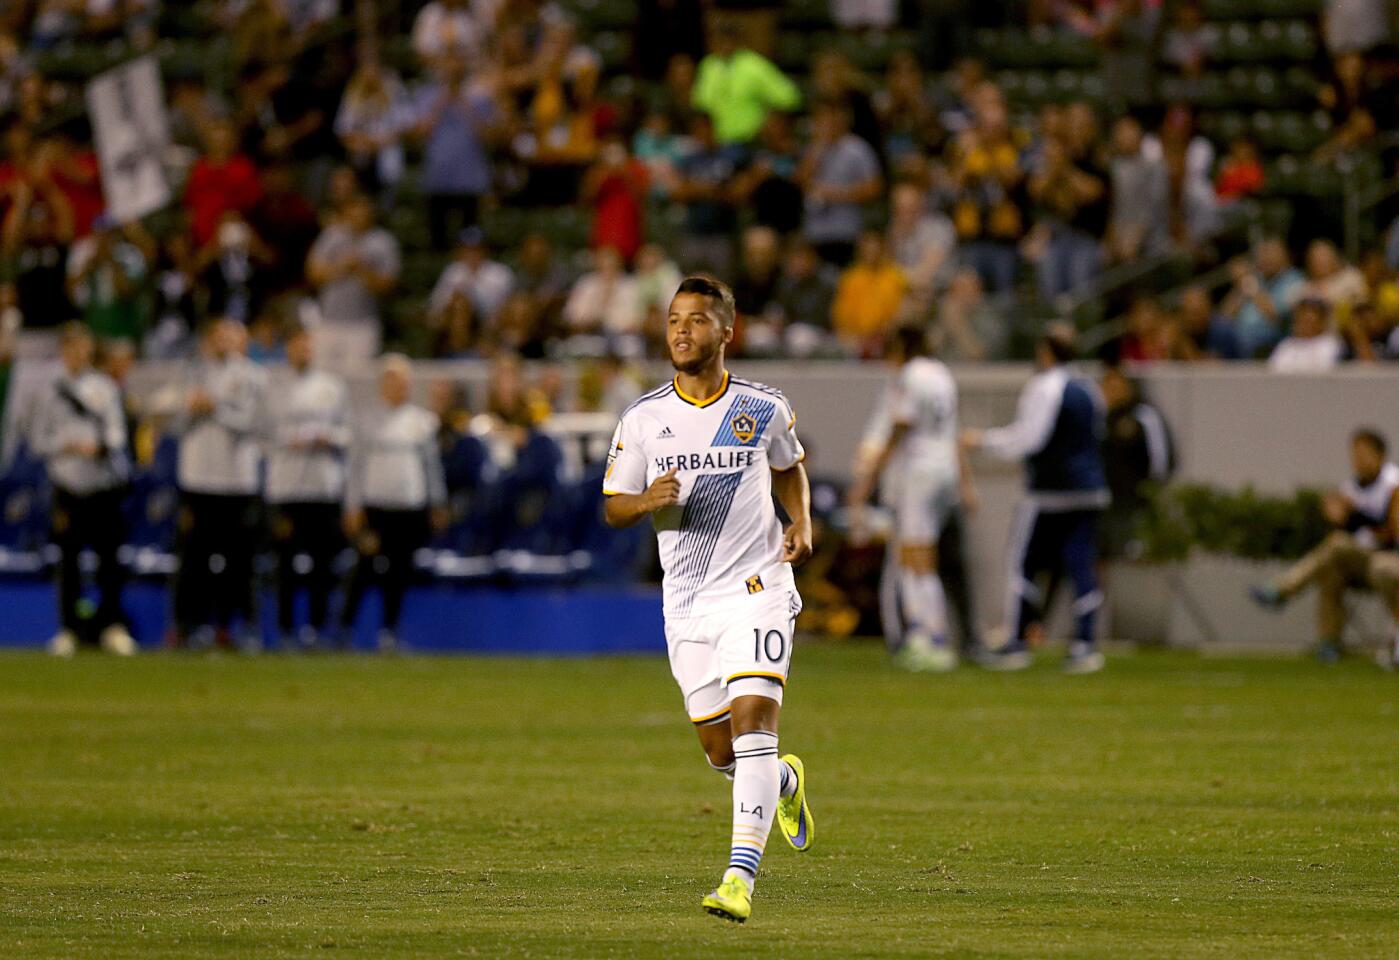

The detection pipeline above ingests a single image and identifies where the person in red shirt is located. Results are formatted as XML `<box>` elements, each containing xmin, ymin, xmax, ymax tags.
<box><xmin>581</xmin><ymin>137</ymin><xmax>647</xmax><ymax>264</ymax></box>
<box><xmin>183</xmin><ymin>120</ymin><xmax>263</xmax><ymax>247</ymax></box>
<box><xmin>1215</xmin><ymin>136</ymin><xmax>1265</xmax><ymax>202</ymax></box>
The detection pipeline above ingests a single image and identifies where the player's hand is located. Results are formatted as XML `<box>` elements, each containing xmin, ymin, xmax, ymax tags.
<box><xmin>1321</xmin><ymin>491</ymin><xmax>1350</xmax><ymax>527</ymax></box>
<box><xmin>782</xmin><ymin>519</ymin><xmax>813</xmax><ymax>567</ymax></box>
<box><xmin>66</xmin><ymin>439</ymin><xmax>100</xmax><ymax>459</ymax></box>
<box><xmin>959</xmin><ymin>428</ymin><xmax>983</xmax><ymax>451</ymax></box>
<box><xmin>188</xmin><ymin>389</ymin><xmax>214</xmax><ymax>416</ymax></box>
<box><xmin>644</xmin><ymin>467</ymin><xmax>681</xmax><ymax>512</ymax></box>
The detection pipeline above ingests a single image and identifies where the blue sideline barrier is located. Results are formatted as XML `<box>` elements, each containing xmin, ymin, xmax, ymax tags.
<box><xmin>0</xmin><ymin>579</ymin><xmax>667</xmax><ymax>655</ymax></box>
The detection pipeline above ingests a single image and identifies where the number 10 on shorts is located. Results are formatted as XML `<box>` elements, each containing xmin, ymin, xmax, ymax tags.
<box><xmin>754</xmin><ymin>627</ymin><xmax>786</xmax><ymax>663</ymax></box>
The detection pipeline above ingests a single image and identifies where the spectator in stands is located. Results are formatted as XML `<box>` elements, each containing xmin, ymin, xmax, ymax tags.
<box><xmin>1106</xmin><ymin>115</ymin><xmax>1169</xmax><ymax>264</ymax></box>
<box><xmin>581</xmin><ymin>137</ymin><xmax>647</xmax><ymax>263</ymax></box>
<box><xmin>1160</xmin><ymin>0</ymin><xmax>1213</xmax><ymax>79</ymax></box>
<box><xmin>495</xmin><ymin>292</ymin><xmax>550</xmax><ymax>359</ymax></box>
<box><xmin>1220</xmin><ymin>237</ymin><xmax>1305</xmax><ymax>359</ymax></box>
<box><xmin>1147</xmin><ymin>106</ymin><xmax>1217</xmax><ymax>249</ymax></box>
<box><xmin>428</xmin><ymin>226</ymin><xmax>515</xmax><ymax>327</ymax></box>
<box><xmin>1343</xmin><ymin>300</ymin><xmax>1399</xmax><ymax>361</ymax></box>
<box><xmin>1215</xmin><ymin>136</ymin><xmax>1265</xmax><ymax>203</ymax></box>
<box><xmin>1269</xmin><ymin>298</ymin><xmax>1345</xmax><ymax>372</ymax></box>
<box><xmin>145</xmin><ymin>231</ymin><xmax>197</xmax><ymax>359</ymax></box>
<box><xmin>1300</xmin><ymin>238</ymin><xmax>1367</xmax><ymax>316</ymax></box>
<box><xmin>66</xmin><ymin>216</ymin><xmax>147</xmax><ymax>342</ymax></box>
<box><xmin>633</xmin><ymin>243</ymin><xmax>683</xmax><ymax>325</ymax></box>
<box><xmin>167</xmin><ymin>74</ymin><xmax>229</xmax><ymax>152</ymax></box>
<box><xmin>1026</xmin><ymin>135</ymin><xmax>1106</xmax><ymax>301</ymax></box>
<box><xmin>632</xmin><ymin>110</ymin><xmax>685</xmax><ymax>200</ymax></box>
<box><xmin>249</xmin><ymin>161</ymin><xmax>321</xmax><ymax>298</ymax></box>
<box><xmin>412</xmin><ymin>0</ymin><xmax>483</xmax><ymax>70</ymax></box>
<box><xmin>336</xmin><ymin>57</ymin><xmax>413</xmax><ymax>201</ymax></box>
<box><xmin>798</xmin><ymin>99</ymin><xmax>883</xmax><ymax>267</ymax></box>
<box><xmin>265</xmin><ymin>325</ymin><xmax>348</xmax><ymax>652</ymax></box>
<box><xmin>672</xmin><ymin>112</ymin><xmax>743</xmax><ymax>276</ymax></box>
<box><xmin>934</xmin><ymin>268</ymin><xmax>993</xmax><ymax>361</ymax></box>
<box><xmin>32</xmin><ymin>323</ymin><xmax>134</xmax><ymax>657</ymax></box>
<box><xmin>432</xmin><ymin>290</ymin><xmax>481</xmax><ymax>358</ymax></box>
<box><xmin>1176</xmin><ymin>284</ymin><xmax>1240</xmax><ymax>361</ymax></box>
<box><xmin>562</xmin><ymin>245</ymin><xmax>641</xmax><ymax>345</ymax></box>
<box><xmin>193</xmin><ymin>212</ymin><xmax>274</xmax><ymax>326</ymax></box>
<box><xmin>1117</xmin><ymin>296</ymin><xmax>1169</xmax><ymax>364</ymax></box>
<box><xmin>184</xmin><ymin>120</ymin><xmax>263</xmax><ymax>248</ymax></box>
<box><xmin>1315</xmin><ymin>50</ymin><xmax>1387</xmax><ymax>164</ymax></box>
<box><xmin>341</xmin><ymin>354</ymin><xmax>448</xmax><ymax>653</ymax></box>
<box><xmin>172</xmin><ymin>319</ymin><xmax>269</xmax><ymax>652</ymax></box>
<box><xmin>512</xmin><ymin>231</ymin><xmax>572</xmax><ymax>330</ymax></box>
<box><xmin>1323</xmin><ymin>0</ymin><xmax>1389</xmax><ymax>57</ymax></box>
<box><xmin>236</xmin><ymin>58</ymin><xmax>331</xmax><ymax>168</ymax></box>
<box><xmin>0</xmin><ymin>33</ymin><xmax>27</xmax><ymax>116</ymax></box>
<box><xmin>410</xmin><ymin>56</ymin><xmax>498</xmax><ymax>250</ymax></box>
<box><xmin>1074</xmin><ymin>0</ymin><xmax>1159</xmax><ymax>112</ymax></box>
<box><xmin>776</xmin><ymin>239</ymin><xmax>837</xmax><ymax>351</ymax></box>
<box><xmin>2</xmin><ymin>160</ymin><xmax>73</xmax><ymax>350</ymax></box>
<box><xmin>810</xmin><ymin>48</ymin><xmax>883</xmax><ymax>159</ymax></box>
<box><xmin>690</xmin><ymin>21</ymin><xmax>800</xmax><ymax>145</ymax></box>
<box><xmin>731</xmin><ymin>226</ymin><xmax>784</xmax><ymax>354</ymax></box>
<box><xmin>888</xmin><ymin>181</ymin><xmax>956</xmax><ymax>306</ymax></box>
<box><xmin>831</xmin><ymin>0</ymin><xmax>896</xmax><ymax>30</ymax></box>
<box><xmin>832</xmin><ymin>228</ymin><xmax>907</xmax><ymax>357</ymax></box>
<box><xmin>730</xmin><ymin>111</ymin><xmax>804</xmax><ymax>236</ymax></box>
<box><xmin>875</xmin><ymin>50</ymin><xmax>946</xmax><ymax>177</ymax></box>
<box><xmin>306</xmin><ymin>192</ymin><xmax>401</xmax><ymax>370</ymax></box>
<box><xmin>634</xmin><ymin>0</ymin><xmax>706</xmax><ymax>81</ymax></box>
<box><xmin>946</xmin><ymin>83</ymin><xmax>1025</xmax><ymax>294</ymax></box>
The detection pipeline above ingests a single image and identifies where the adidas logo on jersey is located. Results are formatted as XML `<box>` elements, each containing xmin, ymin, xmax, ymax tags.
<box><xmin>657</xmin><ymin>426</ymin><xmax>675</xmax><ymax>439</ymax></box>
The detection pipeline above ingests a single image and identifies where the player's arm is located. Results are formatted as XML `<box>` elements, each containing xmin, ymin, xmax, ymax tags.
<box><xmin>846</xmin><ymin>420</ymin><xmax>909</xmax><ymax>508</ymax></box>
<box><xmin>962</xmin><ymin>374</ymin><xmax>1061</xmax><ymax>461</ymax></box>
<box><xmin>771</xmin><ymin>461</ymin><xmax>813</xmax><ymax>566</ymax></box>
<box><xmin>603</xmin><ymin>468</ymin><xmax>679</xmax><ymax>529</ymax></box>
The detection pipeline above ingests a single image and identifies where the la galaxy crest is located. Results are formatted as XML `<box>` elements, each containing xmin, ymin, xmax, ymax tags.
<box><xmin>730</xmin><ymin>396</ymin><xmax>759</xmax><ymax>445</ymax></box>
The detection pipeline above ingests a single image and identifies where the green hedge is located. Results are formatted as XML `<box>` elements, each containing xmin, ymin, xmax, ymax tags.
<box><xmin>1135</xmin><ymin>483</ymin><xmax>1330</xmax><ymax>563</ymax></box>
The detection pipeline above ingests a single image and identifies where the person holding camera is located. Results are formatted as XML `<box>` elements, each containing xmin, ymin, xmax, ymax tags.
<box><xmin>30</xmin><ymin>323</ymin><xmax>134</xmax><ymax>657</ymax></box>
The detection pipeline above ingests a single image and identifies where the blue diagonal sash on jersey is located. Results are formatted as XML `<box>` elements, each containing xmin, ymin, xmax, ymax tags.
<box><xmin>711</xmin><ymin>395</ymin><xmax>777</xmax><ymax>447</ymax></box>
<box><xmin>670</xmin><ymin>471</ymin><xmax>744</xmax><ymax>616</ymax></box>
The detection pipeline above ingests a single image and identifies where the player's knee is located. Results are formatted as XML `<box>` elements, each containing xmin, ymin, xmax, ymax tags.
<box><xmin>898</xmin><ymin>543</ymin><xmax>937</xmax><ymax>574</ymax></box>
<box><xmin>1320</xmin><ymin>530</ymin><xmax>1352</xmax><ymax>555</ymax></box>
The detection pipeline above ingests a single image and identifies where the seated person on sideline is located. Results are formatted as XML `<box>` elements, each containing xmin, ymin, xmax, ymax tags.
<box><xmin>1250</xmin><ymin>428</ymin><xmax>1399</xmax><ymax>666</ymax></box>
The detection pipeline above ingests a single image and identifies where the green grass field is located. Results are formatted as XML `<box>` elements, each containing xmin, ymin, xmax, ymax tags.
<box><xmin>1</xmin><ymin>644</ymin><xmax>1396</xmax><ymax>959</ymax></box>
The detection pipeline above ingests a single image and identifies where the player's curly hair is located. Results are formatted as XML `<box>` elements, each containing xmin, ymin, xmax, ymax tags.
<box><xmin>675</xmin><ymin>275</ymin><xmax>736</xmax><ymax>329</ymax></box>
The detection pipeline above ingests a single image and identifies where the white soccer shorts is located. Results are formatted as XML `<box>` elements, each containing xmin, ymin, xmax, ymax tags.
<box><xmin>664</xmin><ymin>586</ymin><xmax>803</xmax><ymax>725</ymax></box>
<box><xmin>889</xmin><ymin>467</ymin><xmax>959</xmax><ymax>545</ymax></box>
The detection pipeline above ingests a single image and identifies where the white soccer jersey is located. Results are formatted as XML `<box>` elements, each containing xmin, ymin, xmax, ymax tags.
<box><xmin>604</xmin><ymin>372</ymin><xmax>805</xmax><ymax>620</ymax></box>
<box><xmin>868</xmin><ymin>356</ymin><xmax>959</xmax><ymax>482</ymax></box>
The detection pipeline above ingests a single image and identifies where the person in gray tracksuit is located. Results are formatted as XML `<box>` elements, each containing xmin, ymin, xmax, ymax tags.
<box><xmin>265</xmin><ymin>326</ymin><xmax>350</xmax><ymax>650</ymax></box>
<box><xmin>339</xmin><ymin>354</ymin><xmax>447</xmax><ymax>652</ymax></box>
<box><xmin>171</xmin><ymin>318</ymin><xmax>269</xmax><ymax>650</ymax></box>
<box><xmin>30</xmin><ymin>323</ymin><xmax>135</xmax><ymax>656</ymax></box>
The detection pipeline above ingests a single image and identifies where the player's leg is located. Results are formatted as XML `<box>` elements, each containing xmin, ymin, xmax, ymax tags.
<box><xmin>1313</xmin><ymin>540</ymin><xmax>1368</xmax><ymax>661</ymax></box>
<box><xmin>703</xmin><ymin>590</ymin><xmax>809</xmax><ymax>922</ymax></box>
<box><xmin>90</xmin><ymin>487</ymin><xmax>134</xmax><ymax>655</ymax></box>
<box><xmin>272</xmin><ymin>506</ymin><xmax>300</xmax><ymax>649</ymax></box>
<box><xmin>47</xmin><ymin>489</ymin><xmax>82</xmax><ymax>655</ymax></box>
<box><xmin>1061</xmin><ymin>509</ymin><xmax>1105</xmax><ymax>674</ymax></box>
<box><xmin>1364</xmin><ymin>553</ymin><xmax>1399</xmax><ymax>668</ymax></box>
<box><xmin>1252</xmin><ymin>531</ymin><xmax>1355</xmax><ymax>609</ymax></box>
<box><xmin>377</xmin><ymin>509</ymin><xmax>425</xmax><ymax>652</ymax></box>
<box><xmin>989</xmin><ymin>501</ymin><xmax>1044</xmax><ymax>669</ymax></box>
<box><xmin>937</xmin><ymin>507</ymin><xmax>982</xmax><ymax>655</ymax></box>
<box><xmin>306</xmin><ymin>504</ymin><xmax>342</xmax><ymax>643</ymax></box>
<box><xmin>887</xmin><ymin>473</ymin><xmax>955</xmax><ymax>670</ymax></box>
<box><xmin>338</xmin><ymin>511</ymin><xmax>378</xmax><ymax>649</ymax></box>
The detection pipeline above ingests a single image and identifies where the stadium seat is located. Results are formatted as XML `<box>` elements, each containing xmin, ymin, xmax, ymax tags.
<box><xmin>425</xmin><ymin>433</ymin><xmax>502</xmax><ymax>582</ymax></box>
<box><xmin>568</xmin><ymin>463</ymin><xmax>648</xmax><ymax>583</ymax></box>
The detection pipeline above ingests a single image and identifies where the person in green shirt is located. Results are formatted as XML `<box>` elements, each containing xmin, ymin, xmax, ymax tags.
<box><xmin>691</xmin><ymin>23</ymin><xmax>801</xmax><ymax>145</ymax></box>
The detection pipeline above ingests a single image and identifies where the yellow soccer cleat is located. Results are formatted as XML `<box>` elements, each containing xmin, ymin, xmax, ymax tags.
<box><xmin>701</xmin><ymin>873</ymin><xmax>753</xmax><ymax>923</ymax></box>
<box><xmin>777</xmin><ymin>754</ymin><xmax>815</xmax><ymax>852</ymax></box>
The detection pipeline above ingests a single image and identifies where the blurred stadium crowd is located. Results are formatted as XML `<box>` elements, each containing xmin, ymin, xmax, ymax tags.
<box><xmin>0</xmin><ymin>0</ymin><xmax>1396</xmax><ymax>652</ymax></box>
<box><xmin>0</xmin><ymin>0</ymin><xmax>1396</xmax><ymax>375</ymax></box>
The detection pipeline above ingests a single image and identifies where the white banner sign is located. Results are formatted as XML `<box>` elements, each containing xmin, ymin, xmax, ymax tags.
<box><xmin>86</xmin><ymin>56</ymin><xmax>172</xmax><ymax>225</ymax></box>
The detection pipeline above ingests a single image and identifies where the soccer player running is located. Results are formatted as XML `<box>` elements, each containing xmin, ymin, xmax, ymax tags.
<box><xmin>961</xmin><ymin>323</ymin><xmax>1109</xmax><ymax>673</ymax></box>
<box><xmin>847</xmin><ymin>324</ymin><xmax>980</xmax><ymax>671</ymax></box>
<box><xmin>603</xmin><ymin>275</ymin><xmax>815</xmax><ymax>923</ymax></box>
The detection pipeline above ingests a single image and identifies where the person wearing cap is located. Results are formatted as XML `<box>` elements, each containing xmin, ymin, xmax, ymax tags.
<box><xmin>30</xmin><ymin>322</ymin><xmax>135</xmax><ymax>657</ymax></box>
<box><xmin>265</xmin><ymin>326</ymin><xmax>350</xmax><ymax>652</ymax></box>
<box><xmin>339</xmin><ymin>355</ymin><xmax>448</xmax><ymax>653</ymax></box>
<box><xmin>426</xmin><ymin>226</ymin><xmax>515</xmax><ymax>325</ymax></box>
<box><xmin>961</xmin><ymin>323</ymin><xmax>1110</xmax><ymax>674</ymax></box>
<box><xmin>306</xmin><ymin>193</ymin><xmax>400</xmax><ymax>373</ymax></box>
<box><xmin>171</xmin><ymin>318</ymin><xmax>270</xmax><ymax>651</ymax></box>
